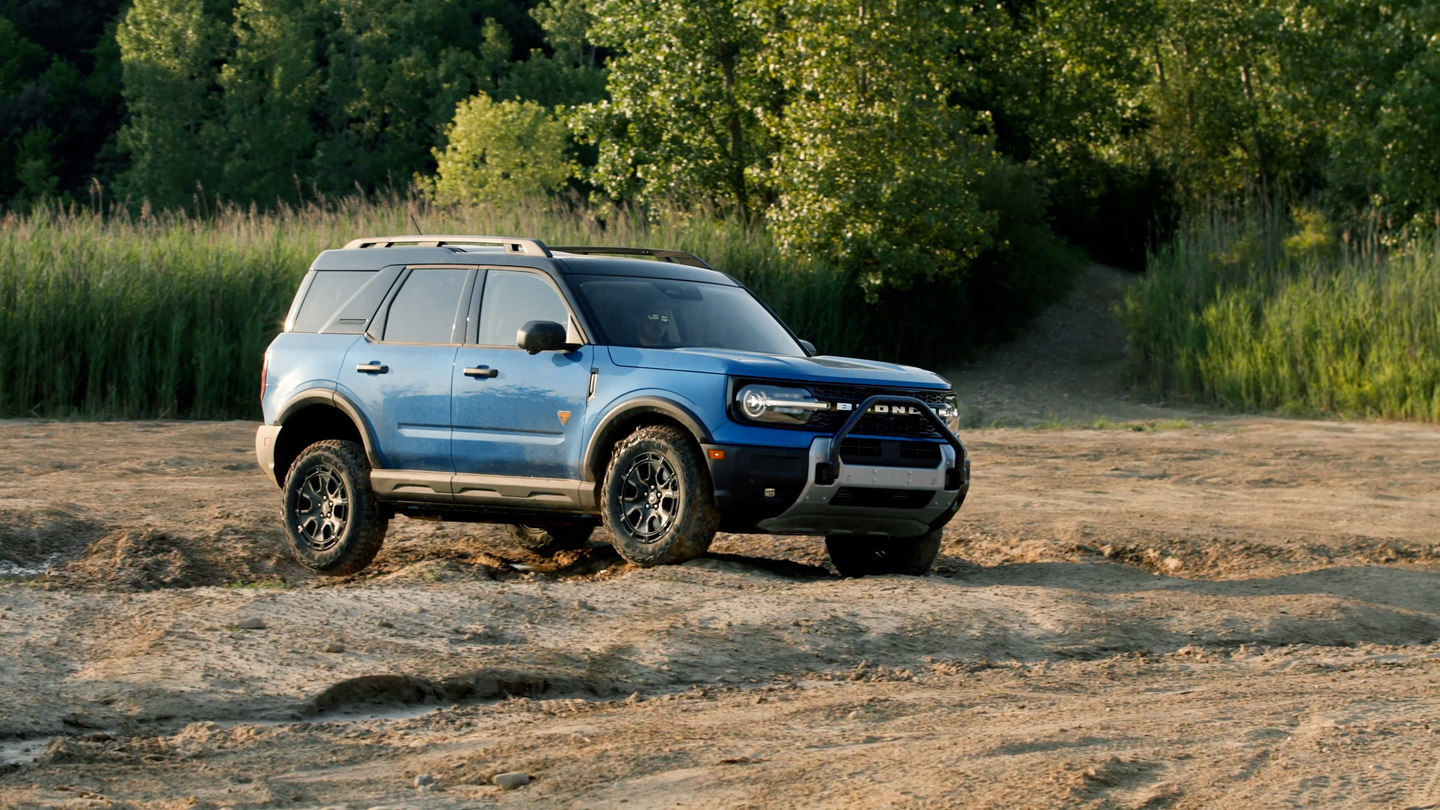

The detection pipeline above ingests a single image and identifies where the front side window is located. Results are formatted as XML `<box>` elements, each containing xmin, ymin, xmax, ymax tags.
<box><xmin>575</xmin><ymin>277</ymin><xmax>804</xmax><ymax>356</ymax></box>
<box><xmin>477</xmin><ymin>270</ymin><xmax>571</xmax><ymax>346</ymax></box>
<box><xmin>382</xmin><ymin>268</ymin><xmax>469</xmax><ymax>343</ymax></box>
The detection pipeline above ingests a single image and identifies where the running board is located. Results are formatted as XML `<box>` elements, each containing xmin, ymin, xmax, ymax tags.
<box><xmin>371</xmin><ymin>470</ymin><xmax>596</xmax><ymax>511</ymax></box>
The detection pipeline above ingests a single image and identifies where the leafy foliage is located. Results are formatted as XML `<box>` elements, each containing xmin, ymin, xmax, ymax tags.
<box><xmin>761</xmin><ymin>0</ymin><xmax>1001</xmax><ymax>298</ymax></box>
<box><xmin>577</xmin><ymin>0</ymin><xmax>773</xmax><ymax>215</ymax></box>
<box><xmin>426</xmin><ymin>93</ymin><xmax>574</xmax><ymax>205</ymax></box>
<box><xmin>1120</xmin><ymin>202</ymin><xmax>1440</xmax><ymax>420</ymax></box>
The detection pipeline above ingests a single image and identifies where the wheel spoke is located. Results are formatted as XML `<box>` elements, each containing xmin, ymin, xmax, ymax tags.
<box><xmin>615</xmin><ymin>450</ymin><xmax>681</xmax><ymax>543</ymax></box>
<box><xmin>291</xmin><ymin>462</ymin><xmax>349</xmax><ymax>552</ymax></box>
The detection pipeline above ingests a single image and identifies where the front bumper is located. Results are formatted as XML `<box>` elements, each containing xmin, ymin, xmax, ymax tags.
<box><xmin>708</xmin><ymin>392</ymin><xmax>971</xmax><ymax>537</ymax></box>
<box><xmin>704</xmin><ymin>435</ymin><xmax>969</xmax><ymax>537</ymax></box>
<box><xmin>756</xmin><ymin>436</ymin><xmax>966</xmax><ymax>538</ymax></box>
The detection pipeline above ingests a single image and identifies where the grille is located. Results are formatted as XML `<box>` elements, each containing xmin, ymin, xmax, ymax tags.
<box><xmin>838</xmin><ymin>438</ymin><xmax>943</xmax><ymax>468</ymax></box>
<box><xmin>806</xmin><ymin>383</ymin><xmax>949</xmax><ymax>438</ymax></box>
<box><xmin>829</xmin><ymin>487</ymin><xmax>934</xmax><ymax>509</ymax></box>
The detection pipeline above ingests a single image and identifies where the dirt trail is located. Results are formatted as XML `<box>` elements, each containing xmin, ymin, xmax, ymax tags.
<box><xmin>1</xmin><ymin>266</ymin><xmax>1437</xmax><ymax>807</ymax></box>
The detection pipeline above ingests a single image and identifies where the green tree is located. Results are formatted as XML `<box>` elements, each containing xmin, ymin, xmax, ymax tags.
<box><xmin>762</xmin><ymin>0</ymin><xmax>1001</xmax><ymax>297</ymax></box>
<box><xmin>425</xmin><ymin>92</ymin><xmax>574</xmax><ymax>205</ymax></box>
<box><xmin>578</xmin><ymin>0</ymin><xmax>775</xmax><ymax>215</ymax></box>
<box><xmin>115</xmin><ymin>0</ymin><xmax>229</xmax><ymax>208</ymax></box>
<box><xmin>214</xmin><ymin>0</ymin><xmax>325</xmax><ymax>202</ymax></box>
<box><xmin>499</xmin><ymin>0</ymin><xmax>608</xmax><ymax>107</ymax></box>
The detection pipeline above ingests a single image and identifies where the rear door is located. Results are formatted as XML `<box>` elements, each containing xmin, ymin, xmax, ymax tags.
<box><xmin>340</xmin><ymin>266</ymin><xmax>475</xmax><ymax>472</ymax></box>
<box><xmin>451</xmin><ymin>268</ymin><xmax>593</xmax><ymax>480</ymax></box>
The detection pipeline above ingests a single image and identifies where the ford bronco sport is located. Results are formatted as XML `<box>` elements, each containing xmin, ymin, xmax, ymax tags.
<box><xmin>255</xmin><ymin>235</ymin><xmax>970</xmax><ymax>577</ymax></box>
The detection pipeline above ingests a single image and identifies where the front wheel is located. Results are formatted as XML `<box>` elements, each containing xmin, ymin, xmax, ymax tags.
<box><xmin>825</xmin><ymin>529</ymin><xmax>942</xmax><ymax>577</ymax></box>
<box><xmin>282</xmin><ymin>440</ymin><xmax>387</xmax><ymax>576</ymax></box>
<box><xmin>601</xmin><ymin>425</ymin><xmax>718</xmax><ymax>567</ymax></box>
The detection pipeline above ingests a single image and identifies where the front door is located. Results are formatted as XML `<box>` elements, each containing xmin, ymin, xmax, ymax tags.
<box><xmin>451</xmin><ymin>269</ymin><xmax>592</xmax><ymax>480</ymax></box>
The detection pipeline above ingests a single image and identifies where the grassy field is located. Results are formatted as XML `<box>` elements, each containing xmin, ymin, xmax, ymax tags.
<box><xmin>1120</xmin><ymin>205</ymin><xmax>1440</xmax><ymax>421</ymax></box>
<box><xmin>0</xmin><ymin>196</ymin><xmax>857</xmax><ymax>419</ymax></box>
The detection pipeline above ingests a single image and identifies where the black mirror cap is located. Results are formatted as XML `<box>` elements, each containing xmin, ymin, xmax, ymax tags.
<box><xmin>799</xmin><ymin>339</ymin><xmax>817</xmax><ymax>356</ymax></box>
<box><xmin>517</xmin><ymin>320</ymin><xmax>569</xmax><ymax>354</ymax></box>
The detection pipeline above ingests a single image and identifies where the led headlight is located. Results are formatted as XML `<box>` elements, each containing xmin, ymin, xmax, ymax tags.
<box><xmin>735</xmin><ymin>384</ymin><xmax>829</xmax><ymax>425</ymax></box>
<box><xmin>934</xmin><ymin>392</ymin><xmax>961</xmax><ymax>433</ymax></box>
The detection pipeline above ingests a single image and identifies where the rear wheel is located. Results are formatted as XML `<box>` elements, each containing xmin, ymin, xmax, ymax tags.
<box><xmin>825</xmin><ymin>529</ymin><xmax>942</xmax><ymax>577</ymax></box>
<box><xmin>504</xmin><ymin>523</ymin><xmax>596</xmax><ymax>553</ymax></box>
<box><xmin>282</xmin><ymin>440</ymin><xmax>387</xmax><ymax>576</ymax></box>
<box><xmin>601</xmin><ymin>425</ymin><xmax>718</xmax><ymax>566</ymax></box>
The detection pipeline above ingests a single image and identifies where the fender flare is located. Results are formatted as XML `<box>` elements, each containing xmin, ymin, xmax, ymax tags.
<box><xmin>582</xmin><ymin>396</ymin><xmax>713</xmax><ymax>482</ymax></box>
<box><xmin>277</xmin><ymin>387</ymin><xmax>382</xmax><ymax>469</ymax></box>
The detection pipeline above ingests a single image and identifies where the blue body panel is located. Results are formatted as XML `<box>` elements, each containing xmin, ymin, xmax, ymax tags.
<box><xmin>261</xmin><ymin>333</ymin><xmax>359</xmax><ymax>424</ymax></box>
<box><xmin>452</xmin><ymin>345</ymin><xmax>594</xmax><ymax>478</ymax></box>
<box><xmin>339</xmin><ymin>338</ymin><xmax>457</xmax><ymax>471</ymax></box>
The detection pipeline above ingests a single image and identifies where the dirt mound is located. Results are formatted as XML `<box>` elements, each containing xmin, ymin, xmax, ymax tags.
<box><xmin>0</xmin><ymin>505</ymin><xmax>103</xmax><ymax>577</ymax></box>
<box><xmin>52</xmin><ymin>527</ymin><xmax>300</xmax><ymax>591</ymax></box>
<box><xmin>307</xmin><ymin>669</ymin><xmax>612</xmax><ymax>718</ymax></box>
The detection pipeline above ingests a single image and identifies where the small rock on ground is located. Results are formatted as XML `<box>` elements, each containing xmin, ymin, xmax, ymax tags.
<box><xmin>493</xmin><ymin>772</ymin><xmax>530</xmax><ymax>790</ymax></box>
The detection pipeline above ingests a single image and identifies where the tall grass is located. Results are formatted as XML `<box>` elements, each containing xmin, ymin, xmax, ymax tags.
<box><xmin>1119</xmin><ymin>202</ymin><xmax>1440</xmax><ymax>421</ymax></box>
<box><xmin>0</xmin><ymin>194</ymin><xmax>859</xmax><ymax>419</ymax></box>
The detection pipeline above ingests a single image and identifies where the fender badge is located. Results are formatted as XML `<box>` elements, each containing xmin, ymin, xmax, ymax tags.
<box><xmin>557</xmin><ymin>410</ymin><xmax>572</xmax><ymax>426</ymax></box>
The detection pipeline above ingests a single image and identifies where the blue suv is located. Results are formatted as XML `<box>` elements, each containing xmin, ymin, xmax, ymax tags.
<box><xmin>255</xmin><ymin>235</ymin><xmax>970</xmax><ymax>577</ymax></box>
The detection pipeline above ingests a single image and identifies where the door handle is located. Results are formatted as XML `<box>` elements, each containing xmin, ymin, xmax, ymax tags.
<box><xmin>463</xmin><ymin>366</ymin><xmax>499</xmax><ymax>379</ymax></box>
<box><xmin>356</xmin><ymin>362</ymin><xmax>389</xmax><ymax>374</ymax></box>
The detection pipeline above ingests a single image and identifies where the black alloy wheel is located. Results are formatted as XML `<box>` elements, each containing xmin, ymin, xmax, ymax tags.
<box><xmin>282</xmin><ymin>440</ymin><xmax>387</xmax><ymax>575</ymax></box>
<box><xmin>601</xmin><ymin>425</ymin><xmax>718</xmax><ymax>566</ymax></box>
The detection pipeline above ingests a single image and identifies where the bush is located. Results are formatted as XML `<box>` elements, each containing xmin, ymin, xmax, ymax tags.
<box><xmin>426</xmin><ymin>94</ymin><xmax>575</xmax><ymax>206</ymax></box>
<box><xmin>1120</xmin><ymin>202</ymin><xmax>1440</xmax><ymax>420</ymax></box>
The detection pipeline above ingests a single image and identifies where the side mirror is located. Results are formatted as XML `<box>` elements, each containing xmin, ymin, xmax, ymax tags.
<box><xmin>799</xmin><ymin>339</ymin><xmax>817</xmax><ymax>355</ymax></box>
<box><xmin>517</xmin><ymin>320</ymin><xmax>569</xmax><ymax>354</ymax></box>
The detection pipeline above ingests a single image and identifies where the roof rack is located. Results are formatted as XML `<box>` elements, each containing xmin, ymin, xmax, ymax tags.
<box><xmin>342</xmin><ymin>235</ymin><xmax>552</xmax><ymax>257</ymax></box>
<box><xmin>550</xmin><ymin>245</ymin><xmax>713</xmax><ymax>270</ymax></box>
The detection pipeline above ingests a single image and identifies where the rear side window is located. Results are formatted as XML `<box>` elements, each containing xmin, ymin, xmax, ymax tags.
<box><xmin>289</xmin><ymin>271</ymin><xmax>372</xmax><ymax>333</ymax></box>
<box><xmin>476</xmin><ymin>270</ymin><xmax>570</xmax><ymax>347</ymax></box>
<box><xmin>382</xmin><ymin>268</ymin><xmax>470</xmax><ymax>344</ymax></box>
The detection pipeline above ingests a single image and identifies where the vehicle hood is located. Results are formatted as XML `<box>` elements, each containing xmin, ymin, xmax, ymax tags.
<box><xmin>606</xmin><ymin>346</ymin><xmax>950</xmax><ymax>389</ymax></box>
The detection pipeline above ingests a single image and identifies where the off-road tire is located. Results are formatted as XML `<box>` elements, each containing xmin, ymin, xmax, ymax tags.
<box><xmin>601</xmin><ymin>425</ymin><xmax>718</xmax><ymax>566</ymax></box>
<box><xmin>504</xmin><ymin>522</ymin><xmax>596</xmax><ymax>553</ymax></box>
<box><xmin>825</xmin><ymin>529</ymin><xmax>942</xmax><ymax>577</ymax></box>
<box><xmin>282</xmin><ymin>439</ymin><xmax>387</xmax><ymax>576</ymax></box>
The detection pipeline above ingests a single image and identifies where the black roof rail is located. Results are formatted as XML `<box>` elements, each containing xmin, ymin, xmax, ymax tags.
<box><xmin>342</xmin><ymin>235</ymin><xmax>551</xmax><ymax>257</ymax></box>
<box><xmin>550</xmin><ymin>245</ymin><xmax>713</xmax><ymax>270</ymax></box>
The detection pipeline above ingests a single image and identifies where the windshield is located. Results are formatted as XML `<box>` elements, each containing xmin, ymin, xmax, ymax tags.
<box><xmin>574</xmin><ymin>276</ymin><xmax>805</xmax><ymax>356</ymax></box>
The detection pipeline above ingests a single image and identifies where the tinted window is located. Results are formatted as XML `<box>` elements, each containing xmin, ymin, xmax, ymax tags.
<box><xmin>575</xmin><ymin>277</ymin><xmax>803</xmax><ymax>356</ymax></box>
<box><xmin>477</xmin><ymin>270</ymin><xmax>571</xmax><ymax>346</ymax></box>
<box><xmin>382</xmin><ymin>269</ymin><xmax>469</xmax><ymax>343</ymax></box>
<box><xmin>291</xmin><ymin>271</ymin><xmax>372</xmax><ymax>333</ymax></box>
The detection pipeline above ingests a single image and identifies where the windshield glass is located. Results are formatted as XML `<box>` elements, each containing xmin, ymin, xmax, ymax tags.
<box><xmin>574</xmin><ymin>276</ymin><xmax>804</xmax><ymax>356</ymax></box>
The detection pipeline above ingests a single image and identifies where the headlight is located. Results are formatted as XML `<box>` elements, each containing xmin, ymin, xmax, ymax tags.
<box><xmin>735</xmin><ymin>384</ymin><xmax>829</xmax><ymax>424</ymax></box>
<box><xmin>935</xmin><ymin>392</ymin><xmax>961</xmax><ymax>433</ymax></box>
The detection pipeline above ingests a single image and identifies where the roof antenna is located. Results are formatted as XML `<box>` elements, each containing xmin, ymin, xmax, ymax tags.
<box><xmin>409</xmin><ymin>212</ymin><xmax>424</xmax><ymax>234</ymax></box>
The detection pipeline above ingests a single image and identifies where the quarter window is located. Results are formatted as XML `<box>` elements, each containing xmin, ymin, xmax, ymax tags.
<box><xmin>382</xmin><ymin>269</ymin><xmax>469</xmax><ymax>344</ymax></box>
<box><xmin>477</xmin><ymin>270</ymin><xmax>571</xmax><ymax>347</ymax></box>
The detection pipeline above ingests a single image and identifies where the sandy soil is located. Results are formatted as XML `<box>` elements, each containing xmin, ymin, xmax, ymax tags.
<box><xmin>0</xmin><ymin>267</ymin><xmax>1437</xmax><ymax>808</ymax></box>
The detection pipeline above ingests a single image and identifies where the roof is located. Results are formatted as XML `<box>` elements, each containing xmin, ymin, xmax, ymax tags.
<box><xmin>309</xmin><ymin>234</ymin><xmax>738</xmax><ymax>286</ymax></box>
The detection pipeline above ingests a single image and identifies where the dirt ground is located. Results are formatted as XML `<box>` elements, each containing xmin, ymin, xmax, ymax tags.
<box><xmin>1</xmin><ymin>266</ymin><xmax>1437</xmax><ymax>808</ymax></box>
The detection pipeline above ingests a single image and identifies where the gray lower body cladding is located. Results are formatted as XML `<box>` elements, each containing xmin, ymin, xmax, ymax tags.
<box><xmin>707</xmin><ymin>437</ymin><xmax>967</xmax><ymax>537</ymax></box>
